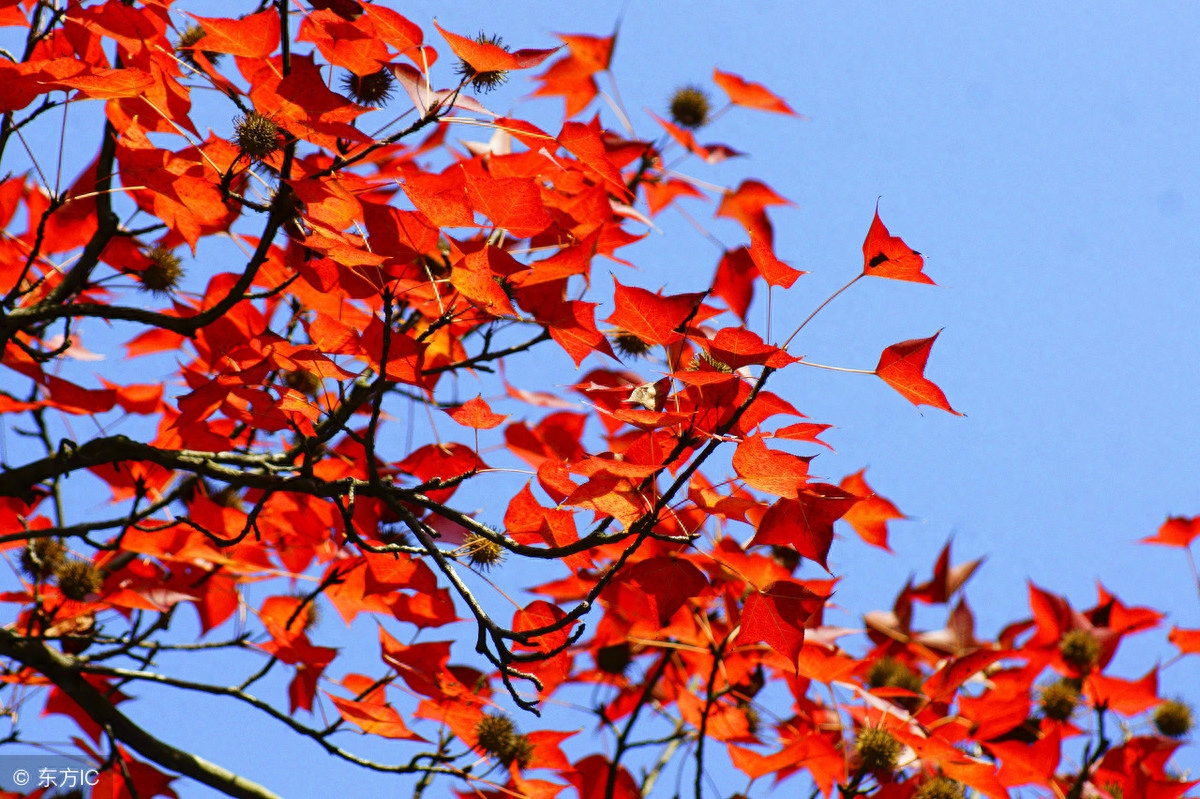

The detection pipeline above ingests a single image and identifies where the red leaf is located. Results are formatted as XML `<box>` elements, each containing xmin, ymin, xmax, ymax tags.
<box><xmin>875</xmin><ymin>331</ymin><xmax>961</xmax><ymax>414</ymax></box>
<box><xmin>861</xmin><ymin>203</ymin><xmax>933</xmax><ymax>284</ymax></box>
<box><xmin>732</xmin><ymin>433</ymin><xmax>810</xmax><ymax>498</ymax></box>
<box><xmin>190</xmin><ymin>10</ymin><xmax>279</xmax><ymax>59</ymax></box>
<box><xmin>713</xmin><ymin>69</ymin><xmax>799</xmax><ymax>116</ymax></box>
<box><xmin>749</xmin><ymin>485</ymin><xmax>859</xmax><ymax>571</ymax></box>
<box><xmin>433</xmin><ymin>21</ymin><xmax>559</xmax><ymax>73</ymax></box>
<box><xmin>838</xmin><ymin>469</ymin><xmax>905</xmax><ymax>551</ymax></box>
<box><xmin>559</xmin><ymin>116</ymin><xmax>634</xmax><ymax>201</ymax></box>
<box><xmin>715</xmin><ymin>180</ymin><xmax>792</xmax><ymax>245</ymax></box>
<box><xmin>444</xmin><ymin>395</ymin><xmax>508</xmax><ymax>429</ymax></box>
<box><xmin>739</xmin><ymin>579</ymin><xmax>825</xmax><ymax>665</ymax></box>
<box><xmin>705</xmin><ymin>327</ymin><xmax>799</xmax><ymax>370</ymax></box>
<box><xmin>748</xmin><ymin>233</ymin><xmax>804</xmax><ymax>289</ymax></box>
<box><xmin>1087</xmin><ymin>668</ymin><xmax>1160</xmax><ymax>715</ymax></box>
<box><xmin>609</xmin><ymin>557</ymin><xmax>708</xmax><ymax>626</ymax></box>
<box><xmin>1142</xmin><ymin>515</ymin><xmax>1200</xmax><ymax>548</ymax></box>
<box><xmin>712</xmin><ymin>247</ymin><xmax>756</xmax><ymax>320</ymax></box>
<box><xmin>604</xmin><ymin>278</ymin><xmax>707</xmax><ymax>347</ymax></box>
<box><xmin>327</xmin><ymin>694</ymin><xmax>427</xmax><ymax>741</ymax></box>
<box><xmin>1169</xmin><ymin>626</ymin><xmax>1200</xmax><ymax>655</ymax></box>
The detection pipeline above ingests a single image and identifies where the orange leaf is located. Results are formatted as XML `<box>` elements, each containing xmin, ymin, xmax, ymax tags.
<box><xmin>748</xmin><ymin>233</ymin><xmax>804</xmax><ymax>289</ymax></box>
<box><xmin>739</xmin><ymin>579</ymin><xmax>825</xmax><ymax>666</ymax></box>
<box><xmin>1087</xmin><ymin>668</ymin><xmax>1160</xmax><ymax>716</ymax></box>
<box><xmin>1142</xmin><ymin>515</ymin><xmax>1200</xmax><ymax>548</ymax></box>
<box><xmin>713</xmin><ymin>68</ymin><xmax>798</xmax><ymax>116</ymax></box>
<box><xmin>433</xmin><ymin>21</ymin><xmax>558</xmax><ymax>73</ymax></box>
<box><xmin>749</xmin><ymin>485</ymin><xmax>858</xmax><ymax>571</ymax></box>
<box><xmin>875</xmin><ymin>331</ymin><xmax>961</xmax><ymax>414</ymax></box>
<box><xmin>327</xmin><ymin>694</ymin><xmax>427</xmax><ymax>741</ymax></box>
<box><xmin>604</xmin><ymin>278</ymin><xmax>707</xmax><ymax>347</ymax></box>
<box><xmin>862</xmin><ymin>203</ymin><xmax>933</xmax><ymax>284</ymax></box>
<box><xmin>444</xmin><ymin>395</ymin><xmax>508</xmax><ymax>429</ymax></box>
<box><xmin>838</xmin><ymin>469</ymin><xmax>905</xmax><ymax>550</ymax></box>
<box><xmin>732</xmin><ymin>433</ymin><xmax>810</xmax><ymax>498</ymax></box>
<box><xmin>1168</xmin><ymin>626</ymin><xmax>1200</xmax><ymax>655</ymax></box>
<box><xmin>191</xmin><ymin>10</ymin><xmax>280</xmax><ymax>59</ymax></box>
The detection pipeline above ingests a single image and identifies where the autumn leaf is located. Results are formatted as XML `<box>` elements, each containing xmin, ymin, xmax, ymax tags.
<box><xmin>444</xmin><ymin>395</ymin><xmax>508</xmax><ymax>429</ymax></box>
<box><xmin>603</xmin><ymin>277</ymin><xmax>707</xmax><ymax>347</ymax></box>
<box><xmin>861</xmin><ymin>203</ymin><xmax>933</xmax><ymax>284</ymax></box>
<box><xmin>738</xmin><ymin>579</ymin><xmax>825</xmax><ymax>666</ymax></box>
<box><xmin>875</xmin><ymin>331</ymin><xmax>961</xmax><ymax>414</ymax></box>
<box><xmin>327</xmin><ymin>694</ymin><xmax>428</xmax><ymax>741</ymax></box>
<box><xmin>713</xmin><ymin>68</ymin><xmax>799</xmax><ymax>115</ymax></box>
<box><xmin>838</xmin><ymin>469</ymin><xmax>905</xmax><ymax>550</ymax></box>
<box><xmin>190</xmin><ymin>10</ymin><xmax>280</xmax><ymax>59</ymax></box>
<box><xmin>749</xmin><ymin>485</ymin><xmax>859</xmax><ymax>571</ymax></box>
<box><xmin>748</xmin><ymin>233</ymin><xmax>805</xmax><ymax>289</ymax></box>
<box><xmin>1142</xmin><ymin>515</ymin><xmax>1200</xmax><ymax>548</ymax></box>
<box><xmin>433</xmin><ymin>21</ymin><xmax>559</xmax><ymax>73</ymax></box>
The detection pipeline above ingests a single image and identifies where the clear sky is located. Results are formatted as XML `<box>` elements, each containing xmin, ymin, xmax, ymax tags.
<box><xmin>3</xmin><ymin>2</ymin><xmax>1199</xmax><ymax>796</ymax></box>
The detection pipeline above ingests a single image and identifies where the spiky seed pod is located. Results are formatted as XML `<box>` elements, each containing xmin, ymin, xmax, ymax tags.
<box><xmin>140</xmin><ymin>246</ymin><xmax>184</xmax><ymax>295</ymax></box>
<box><xmin>455</xmin><ymin>33</ymin><xmax>510</xmax><ymax>93</ymax></box>
<box><xmin>1102</xmin><ymin>782</ymin><xmax>1125</xmax><ymax>799</ymax></box>
<box><xmin>20</xmin><ymin>538</ymin><xmax>66</xmax><ymax>580</ymax></box>
<box><xmin>1059</xmin><ymin>628</ymin><xmax>1101</xmax><ymax>673</ymax></box>
<box><xmin>56</xmin><ymin>558</ymin><xmax>103</xmax><ymax>601</ymax></box>
<box><xmin>669</xmin><ymin>85</ymin><xmax>711</xmax><ymax>129</ymax></box>
<box><xmin>233</xmin><ymin>112</ymin><xmax>282</xmax><ymax>162</ymax></box>
<box><xmin>596</xmin><ymin>643</ymin><xmax>633</xmax><ymax>675</ymax></box>
<box><xmin>913</xmin><ymin>777</ymin><xmax>965</xmax><ymax>799</ymax></box>
<box><xmin>688</xmin><ymin>350</ymin><xmax>733</xmax><ymax>373</ymax></box>
<box><xmin>283</xmin><ymin>369</ymin><xmax>323</xmax><ymax>397</ymax></box>
<box><xmin>461</xmin><ymin>532</ymin><xmax>505</xmax><ymax>571</ymax></box>
<box><xmin>341</xmin><ymin>68</ymin><xmax>395</xmax><ymax>107</ymax></box>
<box><xmin>1154</xmin><ymin>699</ymin><xmax>1194</xmax><ymax>738</ymax></box>
<box><xmin>1039</xmin><ymin>678</ymin><xmax>1080</xmax><ymax>721</ymax></box>
<box><xmin>612</xmin><ymin>331</ymin><xmax>653</xmax><ymax>359</ymax></box>
<box><xmin>770</xmin><ymin>545</ymin><xmax>801</xmax><ymax>573</ymax></box>
<box><xmin>176</xmin><ymin>24</ymin><xmax>221</xmax><ymax>68</ymax></box>
<box><xmin>867</xmin><ymin>656</ymin><xmax>923</xmax><ymax>693</ymax></box>
<box><xmin>856</xmin><ymin>726</ymin><xmax>901</xmax><ymax>772</ymax></box>
<box><xmin>475</xmin><ymin>713</ymin><xmax>517</xmax><ymax>756</ymax></box>
<box><xmin>504</xmin><ymin>734</ymin><xmax>535</xmax><ymax>769</ymax></box>
<box><xmin>742</xmin><ymin>706</ymin><xmax>760</xmax><ymax>736</ymax></box>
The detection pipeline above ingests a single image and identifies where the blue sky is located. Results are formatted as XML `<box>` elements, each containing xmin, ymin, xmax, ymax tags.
<box><xmin>3</xmin><ymin>1</ymin><xmax>1199</xmax><ymax>796</ymax></box>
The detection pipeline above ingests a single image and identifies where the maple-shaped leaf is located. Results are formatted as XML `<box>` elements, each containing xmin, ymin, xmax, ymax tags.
<box><xmin>434</xmin><ymin>21</ymin><xmax>559</xmax><ymax>73</ymax></box>
<box><xmin>875</xmin><ymin>331</ymin><xmax>961</xmax><ymax>414</ymax></box>
<box><xmin>705</xmin><ymin>327</ymin><xmax>799</xmax><ymax>370</ymax></box>
<box><xmin>712</xmin><ymin>246</ymin><xmax>756</xmax><ymax>320</ymax></box>
<box><xmin>909</xmin><ymin>540</ymin><xmax>983</xmax><ymax>604</ymax></box>
<box><xmin>861</xmin><ymin>203</ymin><xmax>933</xmax><ymax>284</ymax></box>
<box><xmin>738</xmin><ymin>579</ymin><xmax>825</xmax><ymax>666</ymax></box>
<box><xmin>1087</xmin><ymin>667</ymin><xmax>1160</xmax><ymax>716</ymax></box>
<box><xmin>1142</xmin><ymin>515</ymin><xmax>1200</xmax><ymax>548</ymax></box>
<box><xmin>749</xmin><ymin>485</ymin><xmax>859</xmax><ymax>571</ymax></box>
<box><xmin>190</xmin><ymin>10</ymin><xmax>280</xmax><ymax>59</ymax></box>
<box><xmin>606</xmin><ymin>557</ymin><xmax>708</xmax><ymax>626</ymax></box>
<box><xmin>444</xmin><ymin>395</ymin><xmax>508</xmax><ymax>429</ymax></box>
<box><xmin>604</xmin><ymin>278</ymin><xmax>707</xmax><ymax>347</ymax></box>
<box><xmin>732</xmin><ymin>434</ymin><xmax>811</xmax><ymax>498</ymax></box>
<box><xmin>990</xmin><ymin>727</ymin><xmax>1062</xmax><ymax>791</ymax></box>
<box><xmin>748</xmin><ymin>233</ymin><xmax>805</xmax><ymax>288</ymax></box>
<box><xmin>566</xmin><ymin>755</ymin><xmax>640</xmax><ymax>799</ymax></box>
<box><xmin>713</xmin><ymin>68</ymin><xmax>799</xmax><ymax>116</ymax></box>
<box><xmin>838</xmin><ymin>469</ymin><xmax>905</xmax><ymax>551</ymax></box>
<box><xmin>715</xmin><ymin>180</ymin><xmax>792</xmax><ymax>245</ymax></box>
<box><xmin>559</xmin><ymin>116</ymin><xmax>634</xmax><ymax>201</ymax></box>
<box><xmin>530</xmin><ymin>32</ymin><xmax>615</xmax><ymax>117</ymax></box>
<box><xmin>1169</xmin><ymin>626</ymin><xmax>1200</xmax><ymax>656</ymax></box>
<box><xmin>327</xmin><ymin>694</ymin><xmax>427</xmax><ymax>741</ymax></box>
